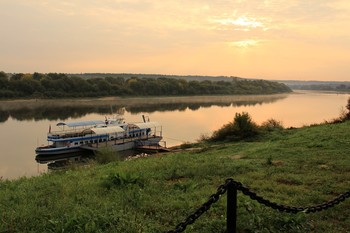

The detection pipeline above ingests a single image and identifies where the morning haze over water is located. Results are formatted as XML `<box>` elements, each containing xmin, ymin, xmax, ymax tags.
<box><xmin>0</xmin><ymin>90</ymin><xmax>349</xmax><ymax>180</ymax></box>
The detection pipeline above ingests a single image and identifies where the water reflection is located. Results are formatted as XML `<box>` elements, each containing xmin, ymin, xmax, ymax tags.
<box><xmin>35</xmin><ymin>150</ymin><xmax>143</xmax><ymax>171</ymax></box>
<box><xmin>35</xmin><ymin>151</ymin><xmax>94</xmax><ymax>164</ymax></box>
<box><xmin>0</xmin><ymin>94</ymin><xmax>287</xmax><ymax>122</ymax></box>
<box><xmin>36</xmin><ymin>152</ymin><xmax>93</xmax><ymax>170</ymax></box>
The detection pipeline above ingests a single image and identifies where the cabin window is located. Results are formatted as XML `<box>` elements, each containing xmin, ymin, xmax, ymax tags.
<box><xmin>80</xmin><ymin>141</ymin><xmax>83</xmax><ymax>144</ymax></box>
<box><xmin>74</xmin><ymin>142</ymin><xmax>78</xmax><ymax>145</ymax></box>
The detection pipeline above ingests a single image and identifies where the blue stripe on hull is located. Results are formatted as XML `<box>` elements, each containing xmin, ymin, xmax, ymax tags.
<box><xmin>35</xmin><ymin>146</ymin><xmax>83</xmax><ymax>156</ymax></box>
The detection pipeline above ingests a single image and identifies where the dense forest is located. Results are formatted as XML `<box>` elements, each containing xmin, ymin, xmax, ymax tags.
<box><xmin>0</xmin><ymin>71</ymin><xmax>291</xmax><ymax>99</ymax></box>
<box><xmin>69</xmin><ymin>73</ymin><xmax>238</xmax><ymax>82</ymax></box>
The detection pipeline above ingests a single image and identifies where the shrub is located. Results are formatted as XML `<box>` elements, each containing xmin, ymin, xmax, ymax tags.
<box><xmin>95</xmin><ymin>148</ymin><xmax>118</xmax><ymax>164</ymax></box>
<box><xmin>197</xmin><ymin>133</ymin><xmax>210</xmax><ymax>142</ymax></box>
<box><xmin>329</xmin><ymin>97</ymin><xmax>350</xmax><ymax>123</ymax></box>
<box><xmin>345</xmin><ymin>97</ymin><xmax>350</xmax><ymax>120</ymax></box>
<box><xmin>261</xmin><ymin>118</ymin><xmax>284</xmax><ymax>131</ymax></box>
<box><xmin>210</xmin><ymin>112</ymin><xmax>259</xmax><ymax>141</ymax></box>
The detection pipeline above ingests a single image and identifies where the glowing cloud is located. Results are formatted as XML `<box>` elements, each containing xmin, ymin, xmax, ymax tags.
<box><xmin>214</xmin><ymin>16</ymin><xmax>269</xmax><ymax>31</ymax></box>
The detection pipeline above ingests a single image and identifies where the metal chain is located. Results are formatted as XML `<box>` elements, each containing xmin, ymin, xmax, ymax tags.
<box><xmin>229</xmin><ymin>179</ymin><xmax>350</xmax><ymax>213</ymax></box>
<box><xmin>166</xmin><ymin>179</ymin><xmax>231</xmax><ymax>233</ymax></box>
<box><xmin>166</xmin><ymin>178</ymin><xmax>350</xmax><ymax>232</ymax></box>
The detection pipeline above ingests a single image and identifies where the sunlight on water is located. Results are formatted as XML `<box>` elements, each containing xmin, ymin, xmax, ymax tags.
<box><xmin>0</xmin><ymin>91</ymin><xmax>349</xmax><ymax>179</ymax></box>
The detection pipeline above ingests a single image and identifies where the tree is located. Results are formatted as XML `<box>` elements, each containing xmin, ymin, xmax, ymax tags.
<box><xmin>0</xmin><ymin>72</ymin><xmax>9</xmax><ymax>89</ymax></box>
<box><xmin>10</xmin><ymin>73</ymin><xmax>24</xmax><ymax>81</ymax></box>
<box><xmin>0</xmin><ymin>71</ymin><xmax>7</xmax><ymax>79</ymax></box>
<box><xmin>96</xmin><ymin>79</ymin><xmax>112</xmax><ymax>94</ymax></box>
<box><xmin>33</xmin><ymin>72</ymin><xmax>46</xmax><ymax>80</ymax></box>
<box><xmin>47</xmin><ymin>73</ymin><xmax>67</xmax><ymax>80</ymax></box>
<box><xmin>127</xmin><ymin>78</ymin><xmax>144</xmax><ymax>94</ymax></box>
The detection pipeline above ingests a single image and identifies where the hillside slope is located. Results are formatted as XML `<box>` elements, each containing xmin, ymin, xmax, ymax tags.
<box><xmin>0</xmin><ymin>121</ymin><xmax>349</xmax><ymax>232</ymax></box>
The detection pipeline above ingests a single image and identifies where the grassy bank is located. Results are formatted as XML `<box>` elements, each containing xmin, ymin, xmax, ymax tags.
<box><xmin>1</xmin><ymin>121</ymin><xmax>350</xmax><ymax>232</ymax></box>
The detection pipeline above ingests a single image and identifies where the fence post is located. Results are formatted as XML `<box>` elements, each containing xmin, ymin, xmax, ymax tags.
<box><xmin>226</xmin><ymin>181</ymin><xmax>237</xmax><ymax>233</ymax></box>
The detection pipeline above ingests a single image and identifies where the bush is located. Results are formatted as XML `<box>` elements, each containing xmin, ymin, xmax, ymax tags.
<box><xmin>345</xmin><ymin>97</ymin><xmax>350</xmax><ymax>120</ymax></box>
<box><xmin>261</xmin><ymin>118</ymin><xmax>284</xmax><ymax>131</ymax></box>
<box><xmin>95</xmin><ymin>148</ymin><xmax>118</xmax><ymax>164</ymax></box>
<box><xmin>210</xmin><ymin>112</ymin><xmax>259</xmax><ymax>141</ymax></box>
<box><xmin>329</xmin><ymin>97</ymin><xmax>350</xmax><ymax>123</ymax></box>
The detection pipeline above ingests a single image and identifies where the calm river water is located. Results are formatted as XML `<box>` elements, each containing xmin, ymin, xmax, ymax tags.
<box><xmin>0</xmin><ymin>90</ymin><xmax>349</xmax><ymax>179</ymax></box>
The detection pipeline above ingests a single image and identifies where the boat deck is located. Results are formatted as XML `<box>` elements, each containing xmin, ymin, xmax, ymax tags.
<box><xmin>80</xmin><ymin>135</ymin><xmax>164</xmax><ymax>152</ymax></box>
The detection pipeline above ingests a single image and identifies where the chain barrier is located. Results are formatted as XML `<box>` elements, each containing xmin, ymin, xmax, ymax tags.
<box><xmin>167</xmin><ymin>178</ymin><xmax>350</xmax><ymax>233</ymax></box>
<box><xmin>166</xmin><ymin>179</ymin><xmax>231</xmax><ymax>233</ymax></box>
<box><xmin>228</xmin><ymin>178</ymin><xmax>350</xmax><ymax>213</ymax></box>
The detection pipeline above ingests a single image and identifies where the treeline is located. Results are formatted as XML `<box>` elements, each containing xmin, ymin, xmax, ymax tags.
<box><xmin>69</xmin><ymin>73</ymin><xmax>239</xmax><ymax>82</ymax></box>
<box><xmin>279</xmin><ymin>80</ymin><xmax>350</xmax><ymax>91</ymax></box>
<box><xmin>0</xmin><ymin>71</ymin><xmax>291</xmax><ymax>99</ymax></box>
<box><xmin>291</xmin><ymin>84</ymin><xmax>350</xmax><ymax>91</ymax></box>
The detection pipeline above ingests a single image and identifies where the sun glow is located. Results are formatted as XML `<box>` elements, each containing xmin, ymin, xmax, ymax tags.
<box><xmin>229</xmin><ymin>39</ymin><xmax>261</xmax><ymax>48</ymax></box>
<box><xmin>2</xmin><ymin>1</ymin><xmax>350</xmax><ymax>80</ymax></box>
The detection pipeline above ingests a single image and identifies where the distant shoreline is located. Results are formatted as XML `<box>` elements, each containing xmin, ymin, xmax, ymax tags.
<box><xmin>0</xmin><ymin>89</ymin><xmax>350</xmax><ymax>104</ymax></box>
<box><xmin>0</xmin><ymin>93</ymin><xmax>291</xmax><ymax>110</ymax></box>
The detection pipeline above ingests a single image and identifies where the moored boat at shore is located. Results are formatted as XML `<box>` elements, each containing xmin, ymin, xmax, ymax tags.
<box><xmin>35</xmin><ymin>115</ymin><xmax>164</xmax><ymax>156</ymax></box>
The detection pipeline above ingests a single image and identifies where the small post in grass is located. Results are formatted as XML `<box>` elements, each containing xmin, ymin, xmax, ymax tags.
<box><xmin>226</xmin><ymin>181</ymin><xmax>237</xmax><ymax>233</ymax></box>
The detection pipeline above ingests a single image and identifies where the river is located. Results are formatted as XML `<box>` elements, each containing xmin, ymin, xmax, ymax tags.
<box><xmin>0</xmin><ymin>90</ymin><xmax>349</xmax><ymax>180</ymax></box>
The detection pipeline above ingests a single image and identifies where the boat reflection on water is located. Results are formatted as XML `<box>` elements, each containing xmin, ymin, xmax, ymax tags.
<box><xmin>35</xmin><ymin>149</ymin><xmax>147</xmax><ymax>171</ymax></box>
<box><xmin>35</xmin><ymin>151</ymin><xmax>95</xmax><ymax>171</ymax></box>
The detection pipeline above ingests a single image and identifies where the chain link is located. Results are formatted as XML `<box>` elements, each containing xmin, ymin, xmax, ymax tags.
<box><xmin>166</xmin><ymin>178</ymin><xmax>350</xmax><ymax>232</ymax></box>
<box><xmin>166</xmin><ymin>179</ymin><xmax>231</xmax><ymax>233</ymax></box>
<box><xmin>229</xmin><ymin>179</ymin><xmax>350</xmax><ymax>213</ymax></box>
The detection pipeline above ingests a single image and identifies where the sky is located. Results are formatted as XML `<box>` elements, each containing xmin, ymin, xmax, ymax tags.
<box><xmin>1</xmin><ymin>0</ymin><xmax>350</xmax><ymax>81</ymax></box>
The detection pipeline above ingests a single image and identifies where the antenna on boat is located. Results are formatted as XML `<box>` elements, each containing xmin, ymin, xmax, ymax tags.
<box><xmin>142</xmin><ymin>115</ymin><xmax>150</xmax><ymax>122</ymax></box>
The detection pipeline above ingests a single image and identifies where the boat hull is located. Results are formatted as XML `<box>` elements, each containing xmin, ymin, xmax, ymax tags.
<box><xmin>36</xmin><ymin>137</ymin><xmax>163</xmax><ymax>156</ymax></box>
<box><xmin>35</xmin><ymin>146</ymin><xmax>83</xmax><ymax>156</ymax></box>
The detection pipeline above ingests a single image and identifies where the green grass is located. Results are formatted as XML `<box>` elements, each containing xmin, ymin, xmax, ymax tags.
<box><xmin>1</xmin><ymin>122</ymin><xmax>350</xmax><ymax>232</ymax></box>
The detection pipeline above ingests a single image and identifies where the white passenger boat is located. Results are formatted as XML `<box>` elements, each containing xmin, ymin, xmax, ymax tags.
<box><xmin>35</xmin><ymin>116</ymin><xmax>164</xmax><ymax>155</ymax></box>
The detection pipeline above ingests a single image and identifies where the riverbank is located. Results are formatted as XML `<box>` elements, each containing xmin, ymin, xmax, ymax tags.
<box><xmin>1</xmin><ymin>121</ymin><xmax>349</xmax><ymax>232</ymax></box>
<box><xmin>0</xmin><ymin>94</ymin><xmax>290</xmax><ymax>111</ymax></box>
<box><xmin>3</xmin><ymin>90</ymin><xmax>350</xmax><ymax>112</ymax></box>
